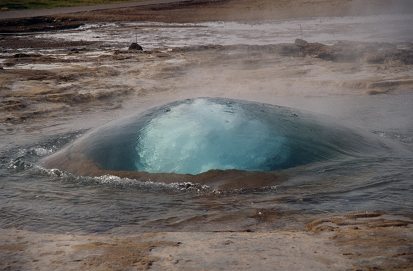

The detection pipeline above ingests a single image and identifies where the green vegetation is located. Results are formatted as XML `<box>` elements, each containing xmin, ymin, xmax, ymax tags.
<box><xmin>0</xmin><ymin>0</ymin><xmax>137</xmax><ymax>10</ymax></box>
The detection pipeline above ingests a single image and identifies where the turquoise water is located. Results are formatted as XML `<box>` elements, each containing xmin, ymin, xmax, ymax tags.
<box><xmin>136</xmin><ymin>99</ymin><xmax>290</xmax><ymax>174</ymax></box>
<box><xmin>135</xmin><ymin>98</ymin><xmax>379</xmax><ymax>174</ymax></box>
<box><xmin>1</xmin><ymin>96</ymin><xmax>412</xmax><ymax>233</ymax></box>
<box><xmin>48</xmin><ymin>98</ymin><xmax>392</xmax><ymax>176</ymax></box>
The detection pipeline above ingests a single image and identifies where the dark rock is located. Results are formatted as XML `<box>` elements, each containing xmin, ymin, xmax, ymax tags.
<box><xmin>128</xmin><ymin>43</ymin><xmax>143</xmax><ymax>51</ymax></box>
<box><xmin>13</xmin><ymin>53</ymin><xmax>31</xmax><ymax>58</ymax></box>
<box><xmin>295</xmin><ymin>38</ymin><xmax>308</xmax><ymax>47</ymax></box>
<box><xmin>393</xmin><ymin>50</ymin><xmax>413</xmax><ymax>65</ymax></box>
<box><xmin>69</xmin><ymin>47</ymin><xmax>87</xmax><ymax>53</ymax></box>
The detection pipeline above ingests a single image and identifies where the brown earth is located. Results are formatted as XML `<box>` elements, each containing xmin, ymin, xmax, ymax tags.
<box><xmin>1</xmin><ymin>0</ymin><xmax>413</xmax><ymax>33</ymax></box>
<box><xmin>307</xmin><ymin>212</ymin><xmax>413</xmax><ymax>271</ymax></box>
<box><xmin>0</xmin><ymin>212</ymin><xmax>411</xmax><ymax>271</ymax></box>
<box><xmin>66</xmin><ymin>0</ymin><xmax>413</xmax><ymax>22</ymax></box>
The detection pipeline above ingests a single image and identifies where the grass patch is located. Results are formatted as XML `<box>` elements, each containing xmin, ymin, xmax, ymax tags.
<box><xmin>0</xmin><ymin>0</ymin><xmax>139</xmax><ymax>10</ymax></box>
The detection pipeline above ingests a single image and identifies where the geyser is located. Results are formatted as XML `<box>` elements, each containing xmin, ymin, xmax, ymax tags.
<box><xmin>136</xmin><ymin>99</ymin><xmax>290</xmax><ymax>174</ymax></box>
<box><xmin>42</xmin><ymin>98</ymin><xmax>389</xmax><ymax>180</ymax></box>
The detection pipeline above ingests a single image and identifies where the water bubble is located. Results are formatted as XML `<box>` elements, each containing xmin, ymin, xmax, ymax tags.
<box><xmin>40</xmin><ymin>98</ymin><xmax>392</xmax><ymax>189</ymax></box>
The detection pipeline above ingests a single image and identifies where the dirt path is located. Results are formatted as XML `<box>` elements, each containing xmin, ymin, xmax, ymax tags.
<box><xmin>0</xmin><ymin>0</ymin><xmax>184</xmax><ymax>20</ymax></box>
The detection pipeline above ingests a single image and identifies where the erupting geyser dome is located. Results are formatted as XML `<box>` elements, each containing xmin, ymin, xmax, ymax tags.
<box><xmin>42</xmin><ymin>98</ymin><xmax>388</xmax><ymax>179</ymax></box>
<box><xmin>136</xmin><ymin>99</ymin><xmax>291</xmax><ymax>174</ymax></box>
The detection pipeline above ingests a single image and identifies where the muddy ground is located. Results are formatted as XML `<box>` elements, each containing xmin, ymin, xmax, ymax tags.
<box><xmin>1</xmin><ymin>0</ymin><xmax>413</xmax><ymax>270</ymax></box>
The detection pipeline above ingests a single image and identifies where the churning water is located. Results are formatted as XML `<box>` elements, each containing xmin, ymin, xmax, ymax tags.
<box><xmin>1</xmin><ymin>96</ymin><xmax>412</xmax><ymax>233</ymax></box>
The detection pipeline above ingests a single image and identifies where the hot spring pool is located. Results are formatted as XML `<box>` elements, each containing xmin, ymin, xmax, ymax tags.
<box><xmin>1</xmin><ymin>96</ymin><xmax>412</xmax><ymax>233</ymax></box>
<box><xmin>41</xmin><ymin>98</ymin><xmax>392</xmax><ymax>177</ymax></box>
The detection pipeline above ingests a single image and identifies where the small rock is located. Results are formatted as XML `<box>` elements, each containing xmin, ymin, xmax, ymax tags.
<box><xmin>295</xmin><ymin>38</ymin><xmax>308</xmax><ymax>47</ymax></box>
<box><xmin>223</xmin><ymin>240</ymin><xmax>233</xmax><ymax>245</ymax></box>
<box><xmin>13</xmin><ymin>53</ymin><xmax>31</xmax><ymax>58</ymax></box>
<box><xmin>129</xmin><ymin>43</ymin><xmax>143</xmax><ymax>51</ymax></box>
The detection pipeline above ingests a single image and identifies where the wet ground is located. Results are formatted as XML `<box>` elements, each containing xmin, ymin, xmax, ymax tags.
<box><xmin>1</xmin><ymin>7</ymin><xmax>413</xmax><ymax>271</ymax></box>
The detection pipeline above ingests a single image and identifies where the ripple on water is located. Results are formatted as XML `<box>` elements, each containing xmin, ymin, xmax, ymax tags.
<box><xmin>41</xmin><ymin>98</ymin><xmax>394</xmax><ymax>177</ymax></box>
<box><xmin>0</xmin><ymin>98</ymin><xmax>411</xmax><ymax>233</ymax></box>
